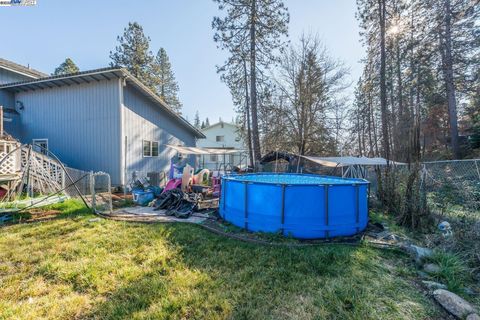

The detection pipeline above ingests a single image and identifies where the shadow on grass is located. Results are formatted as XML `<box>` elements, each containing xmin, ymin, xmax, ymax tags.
<box><xmin>0</xmin><ymin>206</ymin><xmax>445</xmax><ymax>319</ymax></box>
<box><xmin>2</xmin><ymin>199</ymin><xmax>92</xmax><ymax>226</ymax></box>
<box><xmin>81</xmin><ymin>223</ymin><xmax>439</xmax><ymax>320</ymax></box>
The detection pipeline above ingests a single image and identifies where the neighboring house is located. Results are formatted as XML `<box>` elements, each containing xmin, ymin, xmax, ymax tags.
<box><xmin>0</xmin><ymin>58</ymin><xmax>204</xmax><ymax>186</ymax></box>
<box><xmin>197</xmin><ymin>121</ymin><xmax>245</xmax><ymax>170</ymax></box>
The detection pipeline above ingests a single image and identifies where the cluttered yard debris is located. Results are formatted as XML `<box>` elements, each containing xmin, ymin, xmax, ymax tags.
<box><xmin>108</xmin><ymin>149</ymin><xmax>232</xmax><ymax>223</ymax></box>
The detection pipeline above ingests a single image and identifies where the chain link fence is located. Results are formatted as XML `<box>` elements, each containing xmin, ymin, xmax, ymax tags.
<box><xmin>63</xmin><ymin>168</ymin><xmax>112</xmax><ymax>214</ymax></box>
<box><xmin>421</xmin><ymin>160</ymin><xmax>480</xmax><ymax>215</ymax></box>
<box><xmin>64</xmin><ymin>167</ymin><xmax>92</xmax><ymax>197</ymax></box>
<box><xmin>259</xmin><ymin>158</ymin><xmax>480</xmax><ymax>216</ymax></box>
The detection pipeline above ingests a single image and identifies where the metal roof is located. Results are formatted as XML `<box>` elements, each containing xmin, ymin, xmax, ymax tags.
<box><xmin>0</xmin><ymin>58</ymin><xmax>48</xmax><ymax>79</ymax></box>
<box><xmin>0</xmin><ymin>67</ymin><xmax>205</xmax><ymax>138</ymax></box>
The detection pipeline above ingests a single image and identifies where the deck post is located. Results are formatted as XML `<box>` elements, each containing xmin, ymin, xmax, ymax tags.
<box><xmin>0</xmin><ymin>106</ymin><xmax>3</xmax><ymax>138</ymax></box>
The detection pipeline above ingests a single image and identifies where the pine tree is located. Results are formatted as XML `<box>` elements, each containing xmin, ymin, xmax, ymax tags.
<box><xmin>53</xmin><ymin>58</ymin><xmax>79</xmax><ymax>75</ymax></box>
<box><xmin>152</xmin><ymin>48</ymin><xmax>182</xmax><ymax>113</ymax></box>
<box><xmin>201</xmin><ymin>120</ymin><xmax>206</xmax><ymax>129</ymax></box>
<box><xmin>213</xmin><ymin>0</ymin><xmax>289</xmax><ymax>162</ymax></box>
<box><xmin>194</xmin><ymin>111</ymin><xmax>201</xmax><ymax>128</ymax></box>
<box><xmin>205</xmin><ymin>118</ymin><xmax>210</xmax><ymax>127</ymax></box>
<box><xmin>110</xmin><ymin>22</ymin><xmax>155</xmax><ymax>90</ymax></box>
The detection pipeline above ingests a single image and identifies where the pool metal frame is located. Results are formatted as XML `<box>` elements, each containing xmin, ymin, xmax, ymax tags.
<box><xmin>220</xmin><ymin>173</ymin><xmax>370</xmax><ymax>238</ymax></box>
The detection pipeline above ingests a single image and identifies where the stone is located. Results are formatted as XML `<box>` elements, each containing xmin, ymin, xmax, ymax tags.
<box><xmin>417</xmin><ymin>271</ymin><xmax>429</xmax><ymax>279</ymax></box>
<box><xmin>424</xmin><ymin>263</ymin><xmax>441</xmax><ymax>274</ymax></box>
<box><xmin>467</xmin><ymin>314</ymin><xmax>480</xmax><ymax>320</ymax></box>
<box><xmin>464</xmin><ymin>287</ymin><xmax>476</xmax><ymax>296</ymax></box>
<box><xmin>421</xmin><ymin>280</ymin><xmax>447</xmax><ymax>290</ymax></box>
<box><xmin>373</xmin><ymin>231</ymin><xmax>394</xmax><ymax>240</ymax></box>
<box><xmin>88</xmin><ymin>218</ymin><xmax>101</xmax><ymax>222</ymax></box>
<box><xmin>405</xmin><ymin>245</ymin><xmax>433</xmax><ymax>263</ymax></box>
<box><xmin>387</xmin><ymin>234</ymin><xmax>399</xmax><ymax>242</ymax></box>
<box><xmin>433</xmin><ymin>289</ymin><xmax>476</xmax><ymax>319</ymax></box>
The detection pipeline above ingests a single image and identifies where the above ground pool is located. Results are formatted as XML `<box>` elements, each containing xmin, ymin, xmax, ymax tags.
<box><xmin>219</xmin><ymin>173</ymin><xmax>370</xmax><ymax>239</ymax></box>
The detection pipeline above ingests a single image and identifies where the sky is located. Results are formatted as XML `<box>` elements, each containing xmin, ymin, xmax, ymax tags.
<box><xmin>0</xmin><ymin>0</ymin><xmax>364</xmax><ymax>124</ymax></box>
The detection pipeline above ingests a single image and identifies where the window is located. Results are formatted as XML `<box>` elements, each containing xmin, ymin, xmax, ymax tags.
<box><xmin>210</xmin><ymin>154</ymin><xmax>218</xmax><ymax>162</ymax></box>
<box><xmin>151</xmin><ymin>141</ymin><xmax>159</xmax><ymax>157</ymax></box>
<box><xmin>33</xmin><ymin>139</ymin><xmax>48</xmax><ymax>155</ymax></box>
<box><xmin>216</xmin><ymin>135</ymin><xmax>225</xmax><ymax>142</ymax></box>
<box><xmin>143</xmin><ymin>140</ymin><xmax>159</xmax><ymax>157</ymax></box>
<box><xmin>143</xmin><ymin>140</ymin><xmax>151</xmax><ymax>157</ymax></box>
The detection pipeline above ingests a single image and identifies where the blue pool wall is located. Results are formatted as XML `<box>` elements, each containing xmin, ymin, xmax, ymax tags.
<box><xmin>219</xmin><ymin>173</ymin><xmax>370</xmax><ymax>239</ymax></box>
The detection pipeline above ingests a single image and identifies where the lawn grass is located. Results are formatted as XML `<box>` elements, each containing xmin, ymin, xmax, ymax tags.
<box><xmin>0</xmin><ymin>200</ymin><xmax>443</xmax><ymax>319</ymax></box>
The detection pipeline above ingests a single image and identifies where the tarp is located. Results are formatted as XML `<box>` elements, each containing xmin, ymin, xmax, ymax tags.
<box><xmin>166</xmin><ymin>144</ymin><xmax>244</xmax><ymax>155</ymax></box>
<box><xmin>302</xmin><ymin>156</ymin><xmax>404</xmax><ymax>168</ymax></box>
<box><xmin>260</xmin><ymin>151</ymin><xmax>298</xmax><ymax>164</ymax></box>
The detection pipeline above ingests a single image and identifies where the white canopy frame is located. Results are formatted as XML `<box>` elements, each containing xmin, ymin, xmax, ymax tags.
<box><xmin>166</xmin><ymin>145</ymin><xmax>248</xmax><ymax>173</ymax></box>
<box><xmin>301</xmin><ymin>155</ymin><xmax>405</xmax><ymax>179</ymax></box>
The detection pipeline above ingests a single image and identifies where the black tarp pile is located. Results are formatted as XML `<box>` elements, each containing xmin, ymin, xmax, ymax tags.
<box><xmin>153</xmin><ymin>189</ymin><xmax>202</xmax><ymax>219</ymax></box>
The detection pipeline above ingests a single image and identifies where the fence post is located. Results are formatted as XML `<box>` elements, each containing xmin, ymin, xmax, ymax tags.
<box><xmin>90</xmin><ymin>171</ymin><xmax>95</xmax><ymax>211</ymax></box>
<box><xmin>475</xmin><ymin>160</ymin><xmax>480</xmax><ymax>180</ymax></box>
<box><xmin>108</xmin><ymin>173</ymin><xmax>112</xmax><ymax>213</ymax></box>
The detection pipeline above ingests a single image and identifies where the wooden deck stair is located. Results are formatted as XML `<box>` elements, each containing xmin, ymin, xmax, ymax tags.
<box><xmin>1</xmin><ymin>139</ymin><xmax>65</xmax><ymax>196</ymax></box>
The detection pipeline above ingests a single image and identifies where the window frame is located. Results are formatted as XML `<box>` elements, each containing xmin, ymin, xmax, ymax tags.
<box><xmin>143</xmin><ymin>140</ymin><xmax>159</xmax><ymax>158</ymax></box>
<box><xmin>216</xmin><ymin>135</ymin><xmax>225</xmax><ymax>142</ymax></box>
<box><xmin>33</xmin><ymin>139</ymin><xmax>49</xmax><ymax>155</ymax></box>
<box><xmin>151</xmin><ymin>141</ymin><xmax>159</xmax><ymax>157</ymax></box>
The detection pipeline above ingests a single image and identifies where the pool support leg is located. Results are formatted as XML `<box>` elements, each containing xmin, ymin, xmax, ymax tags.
<box><xmin>325</xmin><ymin>185</ymin><xmax>329</xmax><ymax>238</ymax></box>
<box><xmin>355</xmin><ymin>184</ymin><xmax>360</xmax><ymax>233</ymax></box>
<box><xmin>222</xmin><ymin>178</ymin><xmax>226</xmax><ymax>220</ymax></box>
<box><xmin>244</xmin><ymin>182</ymin><xmax>248</xmax><ymax>230</ymax></box>
<box><xmin>280</xmin><ymin>184</ymin><xmax>286</xmax><ymax>235</ymax></box>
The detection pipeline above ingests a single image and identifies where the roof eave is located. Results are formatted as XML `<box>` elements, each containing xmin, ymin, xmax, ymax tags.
<box><xmin>121</xmin><ymin>69</ymin><xmax>205</xmax><ymax>139</ymax></box>
<box><xmin>0</xmin><ymin>66</ymin><xmax>206</xmax><ymax>139</ymax></box>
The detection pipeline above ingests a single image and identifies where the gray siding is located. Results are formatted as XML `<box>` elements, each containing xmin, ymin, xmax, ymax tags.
<box><xmin>3</xmin><ymin>112</ymin><xmax>21</xmax><ymax>139</ymax></box>
<box><xmin>0</xmin><ymin>89</ymin><xmax>15</xmax><ymax>109</ymax></box>
<box><xmin>0</xmin><ymin>68</ymin><xmax>34</xmax><ymax>85</ymax></box>
<box><xmin>123</xmin><ymin>85</ymin><xmax>196</xmax><ymax>178</ymax></box>
<box><xmin>16</xmin><ymin>79</ymin><xmax>122</xmax><ymax>184</ymax></box>
<box><xmin>0</xmin><ymin>90</ymin><xmax>19</xmax><ymax>137</ymax></box>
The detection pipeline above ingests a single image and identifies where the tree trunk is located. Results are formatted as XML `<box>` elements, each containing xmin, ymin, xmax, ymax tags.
<box><xmin>378</xmin><ymin>0</ymin><xmax>390</xmax><ymax>162</ymax></box>
<box><xmin>249</xmin><ymin>0</ymin><xmax>262</xmax><ymax>164</ymax></box>
<box><xmin>441</xmin><ymin>0</ymin><xmax>460</xmax><ymax>158</ymax></box>
<box><xmin>395</xmin><ymin>37</ymin><xmax>405</xmax><ymax>160</ymax></box>
<box><xmin>243</xmin><ymin>60</ymin><xmax>254</xmax><ymax>168</ymax></box>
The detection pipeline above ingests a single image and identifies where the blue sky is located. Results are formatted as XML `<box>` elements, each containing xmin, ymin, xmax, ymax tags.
<box><xmin>0</xmin><ymin>0</ymin><xmax>363</xmax><ymax>123</ymax></box>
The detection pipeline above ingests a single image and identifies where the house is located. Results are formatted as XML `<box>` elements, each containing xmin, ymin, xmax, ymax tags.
<box><xmin>0</xmin><ymin>58</ymin><xmax>204</xmax><ymax>186</ymax></box>
<box><xmin>197</xmin><ymin>121</ymin><xmax>246</xmax><ymax>170</ymax></box>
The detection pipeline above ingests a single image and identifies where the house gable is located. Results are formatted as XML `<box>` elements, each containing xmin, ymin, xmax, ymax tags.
<box><xmin>198</xmin><ymin>121</ymin><xmax>244</xmax><ymax>149</ymax></box>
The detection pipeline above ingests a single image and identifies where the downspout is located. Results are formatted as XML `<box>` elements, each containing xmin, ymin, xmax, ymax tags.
<box><xmin>119</xmin><ymin>77</ymin><xmax>126</xmax><ymax>188</ymax></box>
